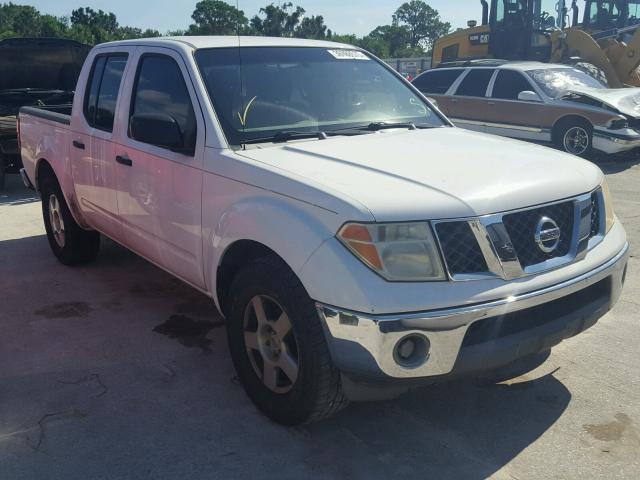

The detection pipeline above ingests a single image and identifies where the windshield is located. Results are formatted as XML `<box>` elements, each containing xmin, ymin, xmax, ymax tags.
<box><xmin>527</xmin><ymin>67</ymin><xmax>607</xmax><ymax>97</ymax></box>
<box><xmin>583</xmin><ymin>0</ymin><xmax>640</xmax><ymax>28</ymax></box>
<box><xmin>195</xmin><ymin>47</ymin><xmax>445</xmax><ymax>145</ymax></box>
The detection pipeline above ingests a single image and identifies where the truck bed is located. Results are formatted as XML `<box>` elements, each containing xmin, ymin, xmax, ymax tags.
<box><xmin>19</xmin><ymin>104</ymin><xmax>72</xmax><ymax>125</ymax></box>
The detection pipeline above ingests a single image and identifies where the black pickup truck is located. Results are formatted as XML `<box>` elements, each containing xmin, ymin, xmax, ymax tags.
<box><xmin>0</xmin><ymin>37</ymin><xmax>90</xmax><ymax>190</ymax></box>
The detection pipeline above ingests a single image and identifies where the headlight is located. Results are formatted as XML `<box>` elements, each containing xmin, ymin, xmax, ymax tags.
<box><xmin>601</xmin><ymin>179</ymin><xmax>616</xmax><ymax>233</ymax></box>
<box><xmin>337</xmin><ymin>222</ymin><xmax>446</xmax><ymax>281</ymax></box>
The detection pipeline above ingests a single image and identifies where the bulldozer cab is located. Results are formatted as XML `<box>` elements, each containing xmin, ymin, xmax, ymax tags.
<box><xmin>432</xmin><ymin>1</ymin><xmax>567</xmax><ymax>67</ymax></box>
<box><xmin>489</xmin><ymin>0</ymin><xmax>566</xmax><ymax>60</ymax></box>
<box><xmin>578</xmin><ymin>1</ymin><xmax>640</xmax><ymax>30</ymax></box>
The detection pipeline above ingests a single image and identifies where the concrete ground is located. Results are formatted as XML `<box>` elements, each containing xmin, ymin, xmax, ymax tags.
<box><xmin>0</xmin><ymin>156</ymin><xmax>638</xmax><ymax>480</ymax></box>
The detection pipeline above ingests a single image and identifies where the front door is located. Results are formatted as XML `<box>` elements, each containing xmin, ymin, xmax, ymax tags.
<box><xmin>114</xmin><ymin>49</ymin><xmax>205</xmax><ymax>289</ymax></box>
<box><xmin>483</xmin><ymin>69</ymin><xmax>548</xmax><ymax>141</ymax></box>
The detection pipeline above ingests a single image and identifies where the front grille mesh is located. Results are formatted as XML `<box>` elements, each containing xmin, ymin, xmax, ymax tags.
<box><xmin>590</xmin><ymin>191</ymin><xmax>601</xmax><ymax>238</ymax></box>
<box><xmin>436</xmin><ymin>221</ymin><xmax>488</xmax><ymax>275</ymax></box>
<box><xmin>502</xmin><ymin>201</ymin><xmax>574</xmax><ymax>268</ymax></box>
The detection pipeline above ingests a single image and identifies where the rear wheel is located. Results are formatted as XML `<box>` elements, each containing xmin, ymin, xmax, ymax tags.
<box><xmin>227</xmin><ymin>255</ymin><xmax>348</xmax><ymax>425</ymax></box>
<box><xmin>40</xmin><ymin>174</ymin><xmax>100</xmax><ymax>265</ymax></box>
<box><xmin>554</xmin><ymin>119</ymin><xmax>593</xmax><ymax>157</ymax></box>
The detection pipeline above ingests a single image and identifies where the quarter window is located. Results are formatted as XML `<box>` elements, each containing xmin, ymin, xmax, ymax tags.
<box><xmin>130</xmin><ymin>55</ymin><xmax>196</xmax><ymax>154</ymax></box>
<box><xmin>413</xmin><ymin>69</ymin><xmax>464</xmax><ymax>95</ymax></box>
<box><xmin>84</xmin><ymin>54</ymin><xmax>128</xmax><ymax>132</ymax></box>
<box><xmin>455</xmin><ymin>69</ymin><xmax>495</xmax><ymax>97</ymax></box>
<box><xmin>491</xmin><ymin>70</ymin><xmax>534</xmax><ymax>100</ymax></box>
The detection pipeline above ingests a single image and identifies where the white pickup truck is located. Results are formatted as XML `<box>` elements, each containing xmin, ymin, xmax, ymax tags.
<box><xmin>19</xmin><ymin>36</ymin><xmax>629</xmax><ymax>425</ymax></box>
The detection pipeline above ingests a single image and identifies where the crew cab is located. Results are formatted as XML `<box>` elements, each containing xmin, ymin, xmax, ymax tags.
<box><xmin>19</xmin><ymin>37</ymin><xmax>628</xmax><ymax>425</ymax></box>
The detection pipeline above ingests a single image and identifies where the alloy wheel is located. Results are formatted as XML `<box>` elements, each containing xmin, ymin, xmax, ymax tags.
<box><xmin>48</xmin><ymin>193</ymin><xmax>66</xmax><ymax>248</ymax></box>
<box><xmin>563</xmin><ymin>126</ymin><xmax>589</xmax><ymax>155</ymax></box>
<box><xmin>243</xmin><ymin>294</ymin><xmax>300</xmax><ymax>393</ymax></box>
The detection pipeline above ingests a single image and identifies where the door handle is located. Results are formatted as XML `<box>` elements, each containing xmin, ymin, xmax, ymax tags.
<box><xmin>450</xmin><ymin>98</ymin><xmax>458</xmax><ymax>103</ymax></box>
<box><xmin>116</xmin><ymin>155</ymin><xmax>133</xmax><ymax>166</ymax></box>
<box><xmin>72</xmin><ymin>140</ymin><xmax>85</xmax><ymax>150</ymax></box>
<box><xmin>487</xmin><ymin>101</ymin><xmax>496</xmax><ymax>106</ymax></box>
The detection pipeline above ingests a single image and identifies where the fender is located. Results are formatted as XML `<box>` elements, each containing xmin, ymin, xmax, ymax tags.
<box><xmin>205</xmin><ymin>194</ymin><xmax>340</xmax><ymax>311</ymax></box>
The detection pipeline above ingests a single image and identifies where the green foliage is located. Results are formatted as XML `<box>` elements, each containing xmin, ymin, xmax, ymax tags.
<box><xmin>188</xmin><ymin>0</ymin><xmax>248</xmax><ymax>35</ymax></box>
<box><xmin>392</xmin><ymin>0</ymin><xmax>450</xmax><ymax>49</ymax></box>
<box><xmin>250</xmin><ymin>2</ymin><xmax>305</xmax><ymax>37</ymax></box>
<box><xmin>0</xmin><ymin>0</ymin><xmax>449</xmax><ymax>58</ymax></box>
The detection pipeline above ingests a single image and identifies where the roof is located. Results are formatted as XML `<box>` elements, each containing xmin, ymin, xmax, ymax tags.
<box><xmin>436</xmin><ymin>61</ymin><xmax>574</xmax><ymax>72</ymax></box>
<box><xmin>96</xmin><ymin>35</ymin><xmax>355</xmax><ymax>51</ymax></box>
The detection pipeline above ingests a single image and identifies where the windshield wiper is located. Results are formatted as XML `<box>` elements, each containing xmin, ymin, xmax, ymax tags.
<box><xmin>242</xmin><ymin>130</ymin><xmax>329</xmax><ymax>145</ymax></box>
<box><xmin>331</xmin><ymin>122</ymin><xmax>439</xmax><ymax>133</ymax></box>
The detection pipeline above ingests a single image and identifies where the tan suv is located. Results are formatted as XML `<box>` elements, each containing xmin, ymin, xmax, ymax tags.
<box><xmin>412</xmin><ymin>61</ymin><xmax>640</xmax><ymax>157</ymax></box>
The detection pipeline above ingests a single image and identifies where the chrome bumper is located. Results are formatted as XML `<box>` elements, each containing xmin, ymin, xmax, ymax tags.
<box><xmin>317</xmin><ymin>243</ymin><xmax>629</xmax><ymax>379</ymax></box>
<box><xmin>593</xmin><ymin>130</ymin><xmax>640</xmax><ymax>154</ymax></box>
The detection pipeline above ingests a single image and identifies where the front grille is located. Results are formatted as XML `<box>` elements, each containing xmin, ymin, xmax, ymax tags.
<box><xmin>502</xmin><ymin>201</ymin><xmax>574</xmax><ymax>268</ymax></box>
<box><xmin>462</xmin><ymin>277</ymin><xmax>611</xmax><ymax>347</ymax></box>
<box><xmin>590</xmin><ymin>191</ymin><xmax>601</xmax><ymax>238</ymax></box>
<box><xmin>436</xmin><ymin>221</ymin><xmax>488</xmax><ymax>275</ymax></box>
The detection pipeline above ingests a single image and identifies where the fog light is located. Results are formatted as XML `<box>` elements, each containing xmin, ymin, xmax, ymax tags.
<box><xmin>393</xmin><ymin>334</ymin><xmax>430</xmax><ymax>368</ymax></box>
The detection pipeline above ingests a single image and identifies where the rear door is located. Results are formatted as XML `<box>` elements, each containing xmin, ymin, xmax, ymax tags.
<box><xmin>484</xmin><ymin>69</ymin><xmax>548</xmax><ymax>141</ymax></box>
<box><xmin>446</xmin><ymin>68</ymin><xmax>495</xmax><ymax>131</ymax></box>
<box><xmin>114</xmin><ymin>48</ymin><xmax>206</xmax><ymax>289</ymax></box>
<box><xmin>411</xmin><ymin>69</ymin><xmax>464</xmax><ymax>115</ymax></box>
<box><xmin>70</xmin><ymin>51</ymin><xmax>130</xmax><ymax>239</ymax></box>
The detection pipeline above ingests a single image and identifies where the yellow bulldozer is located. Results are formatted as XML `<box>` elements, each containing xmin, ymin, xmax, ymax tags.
<box><xmin>432</xmin><ymin>1</ymin><xmax>640</xmax><ymax>87</ymax></box>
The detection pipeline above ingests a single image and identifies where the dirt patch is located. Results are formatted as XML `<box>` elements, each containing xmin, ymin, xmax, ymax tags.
<box><xmin>153</xmin><ymin>314</ymin><xmax>224</xmax><ymax>352</ymax></box>
<box><xmin>34</xmin><ymin>302</ymin><xmax>91</xmax><ymax>319</ymax></box>
<box><xmin>584</xmin><ymin>413</ymin><xmax>632</xmax><ymax>442</ymax></box>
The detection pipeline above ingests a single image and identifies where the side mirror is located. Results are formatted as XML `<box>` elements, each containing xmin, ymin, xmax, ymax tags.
<box><xmin>517</xmin><ymin>90</ymin><xmax>543</xmax><ymax>102</ymax></box>
<box><xmin>129</xmin><ymin>113</ymin><xmax>186</xmax><ymax>152</ymax></box>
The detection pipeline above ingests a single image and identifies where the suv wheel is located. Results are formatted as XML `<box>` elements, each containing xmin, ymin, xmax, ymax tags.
<box><xmin>227</xmin><ymin>255</ymin><xmax>348</xmax><ymax>425</ymax></box>
<box><xmin>41</xmin><ymin>174</ymin><xmax>100</xmax><ymax>265</ymax></box>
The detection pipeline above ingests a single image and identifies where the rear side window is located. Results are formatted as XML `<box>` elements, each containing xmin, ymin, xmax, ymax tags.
<box><xmin>84</xmin><ymin>54</ymin><xmax>128</xmax><ymax>132</ymax></box>
<box><xmin>413</xmin><ymin>69</ymin><xmax>464</xmax><ymax>94</ymax></box>
<box><xmin>491</xmin><ymin>70</ymin><xmax>534</xmax><ymax>100</ymax></box>
<box><xmin>130</xmin><ymin>55</ymin><xmax>197</xmax><ymax>154</ymax></box>
<box><xmin>455</xmin><ymin>69</ymin><xmax>495</xmax><ymax>97</ymax></box>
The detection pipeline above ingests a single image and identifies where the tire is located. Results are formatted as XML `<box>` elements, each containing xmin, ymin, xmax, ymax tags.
<box><xmin>40</xmin><ymin>173</ymin><xmax>100</xmax><ymax>265</ymax></box>
<box><xmin>554</xmin><ymin>118</ymin><xmax>593</xmax><ymax>157</ymax></box>
<box><xmin>227</xmin><ymin>255</ymin><xmax>348</xmax><ymax>425</ymax></box>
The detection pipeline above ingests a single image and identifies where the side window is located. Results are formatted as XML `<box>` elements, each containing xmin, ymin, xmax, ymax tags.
<box><xmin>130</xmin><ymin>55</ymin><xmax>196</xmax><ymax>154</ymax></box>
<box><xmin>84</xmin><ymin>54</ymin><xmax>128</xmax><ymax>132</ymax></box>
<box><xmin>441</xmin><ymin>44</ymin><xmax>459</xmax><ymax>63</ymax></box>
<box><xmin>455</xmin><ymin>69</ymin><xmax>495</xmax><ymax>97</ymax></box>
<box><xmin>413</xmin><ymin>69</ymin><xmax>464</xmax><ymax>95</ymax></box>
<box><xmin>491</xmin><ymin>70</ymin><xmax>534</xmax><ymax>100</ymax></box>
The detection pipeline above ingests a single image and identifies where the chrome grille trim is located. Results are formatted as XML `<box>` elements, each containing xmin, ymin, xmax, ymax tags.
<box><xmin>433</xmin><ymin>190</ymin><xmax>605</xmax><ymax>281</ymax></box>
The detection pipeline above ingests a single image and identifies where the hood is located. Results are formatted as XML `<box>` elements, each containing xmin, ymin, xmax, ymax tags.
<box><xmin>0</xmin><ymin>38</ymin><xmax>91</xmax><ymax>92</ymax></box>
<box><xmin>239</xmin><ymin>128</ymin><xmax>602</xmax><ymax>221</ymax></box>
<box><xmin>566</xmin><ymin>86</ymin><xmax>640</xmax><ymax>117</ymax></box>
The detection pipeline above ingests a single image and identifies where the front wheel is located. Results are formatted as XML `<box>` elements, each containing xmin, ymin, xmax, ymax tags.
<box><xmin>40</xmin><ymin>174</ymin><xmax>100</xmax><ymax>265</ymax></box>
<box><xmin>227</xmin><ymin>256</ymin><xmax>348</xmax><ymax>425</ymax></box>
<box><xmin>554</xmin><ymin>120</ymin><xmax>593</xmax><ymax>157</ymax></box>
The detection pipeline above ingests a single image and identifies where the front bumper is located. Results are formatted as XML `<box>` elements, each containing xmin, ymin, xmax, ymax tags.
<box><xmin>593</xmin><ymin>128</ymin><xmax>640</xmax><ymax>154</ymax></box>
<box><xmin>316</xmin><ymin>243</ymin><xmax>629</xmax><ymax>380</ymax></box>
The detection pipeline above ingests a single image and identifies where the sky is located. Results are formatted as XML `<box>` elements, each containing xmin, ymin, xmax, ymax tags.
<box><xmin>19</xmin><ymin>0</ymin><xmax>473</xmax><ymax>36</ymax></box>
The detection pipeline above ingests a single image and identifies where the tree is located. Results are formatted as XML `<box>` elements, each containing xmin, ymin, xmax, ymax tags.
<box><xmin>295</xmin><ymin>15</ymin><xmax>328</xmax><ymax>39</ymax></box>
<box><xmin>251</xmin><ymin>2</ymin><xmax>305</xmax><ymax>37</ymax></box>
<box><xmin>392</xmin><ymin>0</ymin><xmax>450</xmax><ymax>50</ymax></box>
<box><xmin>70</xmin><ymin>7</ymin><xmax>119</xmax><ymax>44</ymax></box>
<box><xmin>367</xmin><ymin>24</ymin><xmax>411</xmax><ymax>56</ymax></box>
<box><xmin>188</xmin><ymin>0</ymin><xmax>248</xmax><ymax>35</ymax></box>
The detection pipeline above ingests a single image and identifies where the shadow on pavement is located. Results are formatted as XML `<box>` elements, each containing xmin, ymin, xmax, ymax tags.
<box><xmin>0</xmin><ymin>173</ymin><xmax>39</xmax><ymax>206</ymax></box>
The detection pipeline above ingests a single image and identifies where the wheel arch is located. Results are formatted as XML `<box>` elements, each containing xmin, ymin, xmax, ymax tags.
<box><xmin>36</xmin><ymin>157</ymin><xmax>89</xmax><ymax>228</ymax></box>
<box><xmin>551</xmin><ymin>114</ymin><xmax>593</xmax><ymax>142</ymax></box>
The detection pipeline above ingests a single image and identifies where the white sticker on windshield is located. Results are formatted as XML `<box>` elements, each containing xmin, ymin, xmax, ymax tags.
<box><xmin>327</xmin><ymin>49</ymin><xmax>370</xmax><ymax>60</ymax></box>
